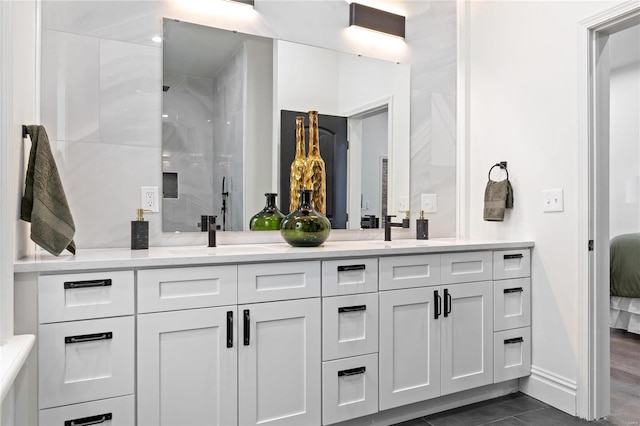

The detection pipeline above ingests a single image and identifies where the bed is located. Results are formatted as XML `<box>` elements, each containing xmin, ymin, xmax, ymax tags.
<box><xmin>609</xmin><ymin>233</ymin><xmax>640</xmax><ymax>334</ymax></box>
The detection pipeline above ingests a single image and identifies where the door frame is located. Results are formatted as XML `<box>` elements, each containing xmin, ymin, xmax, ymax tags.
<box><xmin>344</xmin><ymin>97</ymin><xmax>393</xmax><ymax>229</ymax></box>
<box><xmin>577</xmin><ymin>1</ymin><xmax>640</xmax><ymax>420</ymax></box>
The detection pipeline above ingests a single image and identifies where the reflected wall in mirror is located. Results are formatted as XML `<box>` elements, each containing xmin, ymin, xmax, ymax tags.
<box><xmin>161</xmin><ymin>19</ymin><xmax>410</xmax><ymax>232</ymax></box>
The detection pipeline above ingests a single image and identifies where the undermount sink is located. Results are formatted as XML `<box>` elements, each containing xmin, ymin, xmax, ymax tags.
<box><xmin>167</xmin><ymin>245</ymin><xmax>274</xmax><ymax>256</ymax></box>
<box><xmin>367</xmin><ymin>239</ymin><xmax>434</xmax><ymax>248</ymax></box>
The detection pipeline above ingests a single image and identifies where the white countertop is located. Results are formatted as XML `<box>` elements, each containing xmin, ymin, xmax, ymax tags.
<box><xmin>14</xmin><ymin>239</ymin><xmax>534</xmax><ymax>273</ymax></box>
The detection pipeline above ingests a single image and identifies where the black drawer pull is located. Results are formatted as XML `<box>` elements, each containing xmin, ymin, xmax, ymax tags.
<box><xmin>504</xmin><ymin>287</ymin><xmax>524</xmax><ymax>294</ymax></box>
<box><xmin>64</xmin><ymin>279</ymin><xmax>112</xmax><ymax>289</ymax></box>
<box><xmin>337</xmin><ymin>264</ymin><xmax>366</xmax><ymax>272</ymax></box>
<box><xmin>338</xmin><ymin>305</ymin><xmax>366</xmax><ymax>313</ymax></box>
<box><xmin>65</xmin><ymin>413</ymin><xmax>112</xmax><ymax>426</ymax></box>
<box><xmin>338</xmin><ymin>366</ymin><xmax>366</xmax><ymax>377</ymax></box>
<box><xmin>503</xmin><ymin>253</ymin><xmax>524</xmax><ymax>260</ymax></box>
<box><xmin>434</xmin><ymin>290</ymin><xmax>441</xmax><ymax>320</ymax></box>
<box><xmin>243</xmin><ymin>310</ymin><xmax>250</xmax><ymax>346</ymax></box>
<box><xmin>65</xmin><ymin>332</ymin><xmax>112</xmax><ymax>344</ymax></box>
<box><xmin>504</xmin><ymin>337</ymin><xmax>524</xmax><ymax>344</ymax></box>
<box><xmin>444</xmin><ymin>289</ymin><xmax>452</xmax><ymax>317</ymax></box>
<box><xmin>227</xmin><ymin>311</ymin><xmax>233</xmax><ymax>348</ymax></box>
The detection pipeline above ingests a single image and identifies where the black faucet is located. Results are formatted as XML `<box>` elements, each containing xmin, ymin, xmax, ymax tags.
<box><xmin>385</xmin><ymin>215</ymin><xmax>405</xmax><ymax>241</ymax></box>
<box><xmin>208</xmin><ymin>215</ymin><xmax>217</xmax><ymax>247</ymax></box>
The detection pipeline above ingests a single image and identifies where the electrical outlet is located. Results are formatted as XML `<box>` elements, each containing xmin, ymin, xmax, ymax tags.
<box><xmin>421</xmin><ymin>194</ymin><xmax>437</xmax><ymax>213</ymax></box>
<box><xmin>141</xmin><ymin>186</ymin><xmax>159</xmax><ymax>212</ymax></box>
<box><xmin>397</xmin><ymin>196</ymin><xmax>409</xmax><ymax>212</ymax></box>
<box><xmin>543</xmin><ymin>188</ymin><xmax>564</xmax><ymax>213</ymax></box>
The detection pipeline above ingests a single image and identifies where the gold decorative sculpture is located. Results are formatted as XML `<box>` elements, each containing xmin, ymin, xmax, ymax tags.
<box><xmin>289</xmin><ymin>116</ymin><xmax>307</xmax><ymax>213</ymax></box>
<box><xmin>304</xmin><ymin>110</ymin><xmax>326</xmax><ymax>215</ymax></box>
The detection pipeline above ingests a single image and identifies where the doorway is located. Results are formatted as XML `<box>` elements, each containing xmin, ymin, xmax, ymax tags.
<box><xmin>579</xmin><ymin>3</ymin><xmax>640</xmax><ymax>421</ymax></box>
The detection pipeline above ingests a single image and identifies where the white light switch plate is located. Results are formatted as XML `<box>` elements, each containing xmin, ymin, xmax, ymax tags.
<box><xmin>141</xmin><ymin>186</ymin><xmax>159</xmax><ymax>212</ymax></box>
<box><xmin>543</xmin><ymin>188</ymin><xmax>564</xmax><ymax>213</ymax></box>
<box><xmin>421</xmin><ymin>194</ymin><xmax>437</xmax><ymax>213</ymax></box>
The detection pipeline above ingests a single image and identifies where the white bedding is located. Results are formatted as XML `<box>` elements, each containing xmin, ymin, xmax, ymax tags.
<box><xmin>610</xmin><ymin>296</ymin><xmax>640</xmax><ymax>334</ymax></box>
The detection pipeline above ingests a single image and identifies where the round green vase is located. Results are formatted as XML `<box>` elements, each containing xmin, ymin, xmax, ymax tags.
<box><xmin>280</xmin><ymin>189</ymin><xmax>331</xmax><ymax>247</ymax></box>
<box><xmin>249</xmin><ymin>193</ymin><xmax>285</xmax><ymax>231</ymax></box>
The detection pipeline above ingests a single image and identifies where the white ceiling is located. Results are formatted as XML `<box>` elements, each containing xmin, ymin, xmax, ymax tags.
<box><xmin>162</xmin><ymin>19</ymin><xmax>267</xmax><ymax>80</ymax></box>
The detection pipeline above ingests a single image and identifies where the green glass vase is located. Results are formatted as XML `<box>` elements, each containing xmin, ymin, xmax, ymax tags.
<box><xmin>280</xmin><ymin>189</ymin><xmax>331</xmax><ymax>247</ymax></box>
<box><xmin>249</xmin><ymin>193</ymin><xmax>285</xmax><ymax>231</ymax></box>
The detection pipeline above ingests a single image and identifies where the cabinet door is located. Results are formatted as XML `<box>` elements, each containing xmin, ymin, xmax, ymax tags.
<box><xmin>137</xmin><ymin>307</ymin><xmax>237</xmax><ymax>426</ymax></box>
<box><xmin>379</xmin><ymin>287</ymin><xmax>441</xmax><ymax>410</ymax></box>
<box><xmin>441</xmin><ymin>281</ymin><xmax>493</xmax><ymax>395</ymax></box>
<box><xmin>239</xmin><ymin>298</ymin><xmax>321</xmax><ymax>425</ymax></box>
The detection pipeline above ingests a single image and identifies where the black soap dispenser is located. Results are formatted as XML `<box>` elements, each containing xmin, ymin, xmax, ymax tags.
<box><xmin>416</xmin><ymin>210</ymin><xmax>429</xmax><ymax>240</ymax></box>
<box><xmin>131</xmin><ymin>208</ymin><xmax>149</xmax><ymax>250</ymax></box>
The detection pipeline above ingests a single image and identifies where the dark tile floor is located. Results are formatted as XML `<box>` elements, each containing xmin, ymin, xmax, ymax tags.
<box><xmin>394</xmin><ymin>392</ymin><xmax>614</xmax><ymax>426</ymax></box>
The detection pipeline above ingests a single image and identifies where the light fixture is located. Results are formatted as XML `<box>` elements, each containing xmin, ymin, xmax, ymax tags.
<box><xmin>228</xmin><ymin>0</ymin><xmax>254</xmax><ymax>6</ymax></box>
<box><xmin>151</xmin><ymin>35</ymin><xmax>162</xmax><ymax>43</ymax></box>
<box><xmin>349</xmin><ymin>2</ymin><xmax>405</xmax><ymax>39</ymax></box>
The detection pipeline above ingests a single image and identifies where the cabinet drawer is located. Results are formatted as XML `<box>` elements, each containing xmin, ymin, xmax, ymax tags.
<box><xmin>39</xmin><ymin>394</ymin><xmax>134</xmax><ymax>426</ymax></box>
<box><xmin>138</xmin><ymin>266</ymin><xmax>237</xmax><ymax>313</ymax></box>
<box><xmin>322</xmin><ymin>293</ymin><xmax>378</xmax><ymax>361</ymax></box>
<box><xmin>322</xmin><ymin>258</ymin><xmax>378</xmax><ymax>296</ymax></box>
<box><xmin>238</xmin><ymin>261</ymin><xmax>320</xmax><ymax>303</ymax></box>
<box><xmin>322</xmin><ymin>354</ymin><xmax>378</xmax><ymax>425</ymax></box>
<box><xmin>494</xmin><ymin>327</ymin><xmax>531</xmax><ymax>383</ymax></box>
<box><xmin>38</xmin><ymin>271</ymin><xmax>134</xmax><ymax>324</ymax></box>
<box><xmin>379</xmin><ymin>254</ymin><xmax>440</xmax><ymax>290</ymax></box>
<box><xmin>39</xmin><ymin>316</ymin><xmax>134</xmax><ymax>409</ymax></box>
<box><xmin>494</xmin><ymin>278</ymin><xmax>531</xmax><ymax>331</ymax></box>
<box><xmin>494</xmin><ymin>249</ymin><xmax>531</xmax><ymax>280</ymax></box>
<box><xmin>441</xmin><ymin>251</ymin><xmax>492</xmax><ymax>284</ymax></box>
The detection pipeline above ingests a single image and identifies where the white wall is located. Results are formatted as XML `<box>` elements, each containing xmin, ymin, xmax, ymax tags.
<box><xmin>244</xmin><ymin>38</ymin><xmax>274</xmax><ymax>227</ymax></box>
<box><xmin>31</xmin><ymin>0</ymin><xmax>457</xmax><ymax>249</ymax></box>
<box><xmin>466</xmin><ymin>0</ymin><xmax>626</xmax><ymax>415</ymax></box>
<box><xmin>609</xmin><ymin>29</ymin><xmax>640</xmax><ymax>237</ymax></box>
<box><xmin>0</xmin><ymin>2</ymin><xmax>37</xmax><ymax>423</ymax></box>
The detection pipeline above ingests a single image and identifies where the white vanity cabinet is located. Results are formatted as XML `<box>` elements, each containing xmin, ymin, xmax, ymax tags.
<box><xmin>379</xmin><ymin>252</ymin><xmax>499</xmax><ymax>410</ymax></box>
<box><xmin>492</xmin><ymin>250</ymin><xmax>532</xmax><ymax>382</ymax></box>
<box><xmin>321</xmin><ymin>258</ymin><xmax>379</xmax><ymax>425</ymax></box>
<box><xmin>36</xmin><ymin>271</ymin><xmax>135</xmax><ymax>425</ymax></box>
<box><xmin>137</xmin><ymin>307</ymin><xmax>238</xmax><ymax>426</ymax></box>
<box><xmin>238</xmin><ymin>298</ymin><xmax>321</xmax><ymax>426</ymax></box>
<box><xmin>15</xmin><ymin>241</ymin><xmax>533</xmax><ymax>426</ymax></box>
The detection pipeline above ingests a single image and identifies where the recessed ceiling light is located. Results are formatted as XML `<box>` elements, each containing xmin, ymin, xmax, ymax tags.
<box><xmin>152</xmin><ymin>36</ymin><xmax>162</xmax><ymax>43</ymax></box>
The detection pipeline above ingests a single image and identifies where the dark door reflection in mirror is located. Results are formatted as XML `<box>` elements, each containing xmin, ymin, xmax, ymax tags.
<box><xmin>279</xmin><ymin>111</ymin><xmax>348</xmax><ymax>229</ymax></box>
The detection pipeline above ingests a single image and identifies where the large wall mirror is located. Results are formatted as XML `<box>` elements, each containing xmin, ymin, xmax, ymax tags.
<box><xmin>161</xmin><ymin>19</ymin><xmax>410</xmax><ymax>233</ymax></box>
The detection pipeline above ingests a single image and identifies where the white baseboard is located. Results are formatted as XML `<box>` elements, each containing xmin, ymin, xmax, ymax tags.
<box><xmin>335</xmin><ymin>381</ymin><xmax>519</xmax><ymax>426</ymax></box>
<box><xmin>519</xmin><ymin>365</ymin><xmax>577</xmax><ymax>415</ymax></box>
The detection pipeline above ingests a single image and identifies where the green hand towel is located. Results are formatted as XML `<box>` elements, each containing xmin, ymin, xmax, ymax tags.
<box><xmin>483</xmin><ymin>179</ymin><xmax>514</xmax><ymax>221</ymax></box>
<box><xmin>21</xmin><ymin>125</ymin><xmax>76</xmax><ymax>256</ymax></box>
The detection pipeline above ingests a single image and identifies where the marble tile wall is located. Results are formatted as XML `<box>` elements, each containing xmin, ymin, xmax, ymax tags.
<box><xmin>37</xmin><ymin>1</ymin><xmax>457</xmax><ymax>249</ymax></box>
<box><xmin>162</xmin><ymin>74</ymin><xmax>215</xmax><ymax>232</ymax></box>
<box><xmin>41</xmin><ymin>28</ymin><xmax>161</xmax><ymax>249</ymax></box>
<box><xmin>407</xmin><ymin>1</ymin><xmax>458</xmax><ymax>238</ymax></box>
<box><xmin>212</xmin><ymin>45</ymin><xmax>244</xmax><ymax>232</ymax></box>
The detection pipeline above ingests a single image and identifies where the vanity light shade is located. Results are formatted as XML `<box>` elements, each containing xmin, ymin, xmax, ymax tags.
<box><xmin>349</xmin><ymin>2</ymin><xmax>405</xmax><ymax>39</ymax></box>
<box><xmin>230</xmin><ymin>0</ymin><xmax>254</xmax><ymax>5</ymax></box>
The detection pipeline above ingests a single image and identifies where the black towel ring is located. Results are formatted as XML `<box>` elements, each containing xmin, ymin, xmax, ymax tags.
<box><xmin>488</xmin><ymin>161</ymin><xmax>509</xmax><ymax>181</ymax></box>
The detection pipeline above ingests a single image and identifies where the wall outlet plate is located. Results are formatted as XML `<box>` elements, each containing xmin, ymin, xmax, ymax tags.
<box><xmin>543</xmin><ymin>188</ymin><xmax>564</xmax><ymax>213</ymax></box>
<box><xmin>141</xmin><ymin>186</ymin><xmax>159</xmax><ymax>213</ymax></box>
<box><xmin>421</xmin><ymin>194</ymin><xmax>437</xmax><ymax>213</ymax></box>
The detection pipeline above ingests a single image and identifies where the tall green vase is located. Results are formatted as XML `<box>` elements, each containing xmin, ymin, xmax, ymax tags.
<box><xmin>280</xmin><ymin>189</ymin><xmax>331</xmax><ymax>247</ymax></box>
<box><xmin>249</xmin><ymin>193</ymin><xmax>285</xmax><ymax>231</ymax></box>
